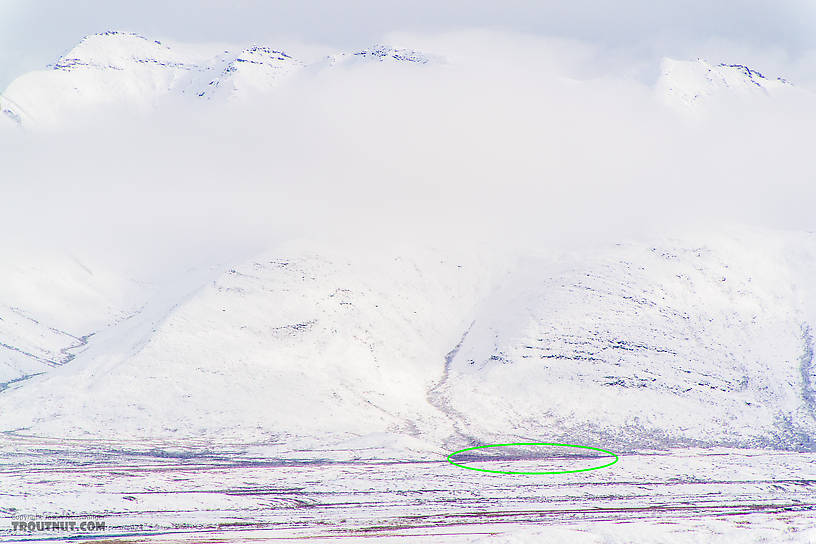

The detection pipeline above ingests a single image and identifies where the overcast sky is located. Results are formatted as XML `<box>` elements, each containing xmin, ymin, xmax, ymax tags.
<box><xmin>2</xmin><ymin>0</ymin><xmax>816</xmax><ymax>89</ymax></box>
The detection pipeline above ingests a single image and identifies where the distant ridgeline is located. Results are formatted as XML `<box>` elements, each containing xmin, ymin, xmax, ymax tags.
<box><xmin>0</xmin><ymin>30</ymin><xmax>805</xmax><ymax>130</ymax></box>
<box><xmin>0</xmin><ymin>31</ymin><xmax>434</xmax><ymax>129</ymax></box>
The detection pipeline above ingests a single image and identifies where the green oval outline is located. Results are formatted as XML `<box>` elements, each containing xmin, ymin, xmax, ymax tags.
<box><xmin>446</xmin><ymin>442</ymin><xmax>619</xmax><ymax>475</ymax></box>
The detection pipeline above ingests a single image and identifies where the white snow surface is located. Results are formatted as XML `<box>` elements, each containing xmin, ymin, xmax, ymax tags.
<box><xmin>437</xmin><ymin>232</ymin><xmax>816</xmax><ymax>450</ymax></box>
<box><xmin>3</xmin><ymin>32</ymin><xmax>816</xmax><ymax>544</ymax></box>
<box><xmin>0</xmin><ymin>241</ymin><xmax>497</xmax><ymax>441</ymax></box>
<box><xmin>1</xmin><ymin>31</ymin><xmax>815</xmax><ymax>452</ymax></box>
<box><xmin>656</xmin><ymin>57</ymin><xmax>799</xmax><ymax>113</ymax></box>
<box><xmin>0</xmin><ymin>31</ymin><xmax>435</xmax><ymax>129</ymax></box>
<box><xmin>1</xmin><ymin>31</ymin><xmax>806</xmax><ymax>130</ymax></box>
<box><xmin>1</xmin><ymin>231</ymin><xmax>814</xmax><ymax>451</ymax></box>
<box><xmin>0</xmin><ymin>252</ymin><xmax>141</xmax><ymax>385</ymax></box>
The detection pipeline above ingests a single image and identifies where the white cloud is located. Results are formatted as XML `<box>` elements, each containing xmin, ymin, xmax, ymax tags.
<box><xmin>1</xmin><ymin>29</ymin><xmax>814</xmax><ymax>282</ymax></box>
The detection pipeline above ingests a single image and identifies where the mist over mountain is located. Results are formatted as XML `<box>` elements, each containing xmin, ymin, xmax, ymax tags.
<box><xmin>0</xmin><ymin>31</ymin><xmax>436</xmax><ymax>130</ymax></box>
<box><xmin>2</xmin><ymin>13</ymin><xmax>816</xmax><ymax>541</ymax></box>
<box><xmin>1</xmin><ymin>30</ymin><xmax>815</xmax><ymax>454</ymax></box>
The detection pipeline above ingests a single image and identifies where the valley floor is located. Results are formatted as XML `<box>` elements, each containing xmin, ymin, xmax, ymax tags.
<box><xmin>1</xmin><ymin>435</ymin><xmax>815</xmax><ymax>543</ymax></box>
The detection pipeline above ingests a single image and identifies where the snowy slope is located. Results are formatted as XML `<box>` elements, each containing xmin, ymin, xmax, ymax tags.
<box><xmin>197</xmin><ymin>46</ymin><xmax>303</xmax><ymax>100</ymax></box>
<box><xmin>3</xmin><ymin>31</ymin><xmax>805</xmax><ymax>129</ymax></box>
<box><xmin>325</xmin><ymin>45</ymin><xmax>435</xmax><ymax>67</ymax></box>
<box><xmin>1</xmin><ymin>232</ymin><xmax>814</xmax><ymax>451</ymax></box>
<box><xmin>435</xmin><ymin>233</ymin><xmax>816</xmax><ymax>450</ymax></box>
<box><xmin>0</xmin><ymin>304</ymin><xmax>89</xmax><ymax>387</ymax></box>
<box><xmin>656</xmin><ymin>58</ymin><xmax>797</xmax><ymax>113</ymax></box>
<box><xmin>0</xmin><ymin>242</ymin><xmax>498</xmax><ymax>441</ymax></box>
<box><xmin>1</xmin><ymin>33</ymin><xmax>815</xmax><ymax>451</ymax></box>
<box><xmin>0</xmin><ymin>32</ymin><xmax>435</xmax><ymax>129</ymax></box>
<box><xmin>0</xmin><ymin>253</ymin><xmax>142</xmax><ymax>386</ymax></box>
<box><xmin>0</xmin><ymin>32</ymin><xmax>218</xmax><ymax>128</ymax></box>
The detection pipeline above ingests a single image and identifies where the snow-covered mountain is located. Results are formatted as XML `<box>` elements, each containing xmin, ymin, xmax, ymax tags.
<box><xmin>0</xmin><ymin>31</ymin><xmax>434</xmax><ymax>129</ymax></box>
<box><xmin>436</xmin><ymin>233</ymin><xmax>816</xmax><ymax>450</ymax></box>
<box><xmin>1</xmin><ymin>232</ymin><xmax>814</xmax><ymax>451</ymax></box>
<box><xmin>656</xmin><ymin>57</ymin><xmax>797</xmax><ymax>112</ymax></box>
<box><xmin>326</xmin><ymin>45</ymin><xmax>435</xmax><ymax>66</ymax></box>
<box><xmin>2</xmin><ymin>32</ymin><xmax>815</xmax><ymax>454</ymax></box>
<box><xmin>0</xmin><ymin>242</ymin><xmax>496</xmax><ymax>441</ymax></box>
<box><xmin>4</xmin><ymin>31</ymin><xmax>806</xmax><ymax>131</ymax></box>
<box><xmin>196</xmin><ymin>46</ymin><xmax>303</xmax><ymax>100</ymax></box>
<box><xmin>0</xmin><ymin>252</ymin><xmax>142</xmax><ymax>386</ymax></box>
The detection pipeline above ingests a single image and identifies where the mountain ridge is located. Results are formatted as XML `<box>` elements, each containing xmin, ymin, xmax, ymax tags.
<box><xmin>0</xmin><ymin>30</ymin><xmax>435</xmax><ymax>129</ymax></box>
<box><xmin>1</xmin><ymin>30</ymin><xmax>804</xmax><ymax>130</ymax></box>
<box><xmin>1</xmin><ymin>232</ymin><xmax>814</xmax><ymax>451</ymax></box>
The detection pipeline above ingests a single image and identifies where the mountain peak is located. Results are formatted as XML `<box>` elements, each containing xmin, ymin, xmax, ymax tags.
<box><xmin>656</xmin><ymin>57</ymin><xmax>793</xmax><ymax>112</ymax></box>
<box><xmin>324</xmin><ymin>44</ymin><xmax>436</xmax><ymax>67</ymax></box>
<box><xmin>353</xmin><ymin>45</ymin><xmax>432</xmax><ymax>64</ymax></box>
<box><xmin>197</xmin><ymin>44</ymin><xmax>303</xmax><ymax>99</ymax></box>
<box><xmin>51</xmin><ymin>30</ymin><xmax>181</xmax><ymax>71</ymax></box>
<box><xmin>0</xmin><ymin>33</ymin><xmax>436</xmax><ymax>129</ymax></box>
